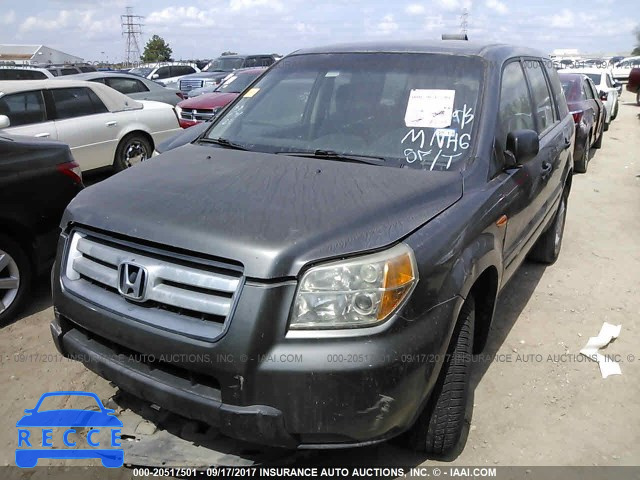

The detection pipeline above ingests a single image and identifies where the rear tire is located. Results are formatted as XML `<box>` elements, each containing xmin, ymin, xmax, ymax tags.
<box><xmin>593</xmin><ymin>123</ymin><xmax>603</xmax><ymax>149</ymax></box>
<box><xmin>114</xmin><ymin>134</ymin><xmax>152</xmax><ymax>172</ymax></box>
<box><xmin>574</xmin><ymin>134</ymin><xmax>590</xmax><ymax>174</ymax></box>
<box><xmin>528</xmin><ymin>190</ymin><xmax>568</xmax><ymax>265</ymax></box>
<box><xmin>636</xmin><ymin>90</ymin><xmax>640</xmax><ymax>106</ymax></box>
<box><xmin>0</xmin><ymin>234</ymin><xmax>32</xmax><ymax>325</ymax></box>
<box><xmin>604</xmin><ymin>120</ymin><xmax>609</xmax><ymax>132</ymax></box>
<box><xmin>406</xmin><ymin>296</ymin><xmax>475</xmax><ymax>455</ymax></box>
<box><xmin>610</xmin><ymin>100</ymin><xmax>618</xmax><ymax>120</ymax></box>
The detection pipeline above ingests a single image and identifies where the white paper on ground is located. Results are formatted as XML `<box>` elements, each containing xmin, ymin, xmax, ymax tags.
<box><xmin>404</xmin><ymin>89</ymin><xmax>455</xmax><ymax>128</ymax></box>
<box><xmin>579</xmin><ymin>322</ymin><xmax>622</xmax><ymax>378</ymax></box>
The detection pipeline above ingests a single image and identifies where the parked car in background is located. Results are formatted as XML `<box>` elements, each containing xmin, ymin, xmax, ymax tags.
<box><xmin>0</xmin><ymin>66</ymin><xmax>55</xmax><ymax>80</ymax></box>
<box><xmin>176</xmin><ymin>67</ymin><xmax>265</xmax><ymax>128</ymax></box>
<box><xmin>178</xmin><ymin>54</ymin><xmax>277</xmax><ymax>95</ymax></box>
<box><xmin>0</xmin><ymin>133</ymin><xmax>82</xmax><ymax>323</ymax></box>
<box><xmin>559</xmin><ymin>73</ymin><xmax>604</xmax><ymax>173</ymax></box>
<box><xmin>0</xmin><ymin>80</ymin><xmax>181</xmax><ymax>172</ymax></box>
<box><xmin>559</xmin><ymin>68</ymin><xmax>619</xmax><ymax>129</ymax></box>
<box><xmin>626</xmin><ymin>67</ymin><xmax>640</xmax><ymax>105</ymax></box>
<box><xmin>59</xmin><ymin>72</ymin><xmax>184</xmax><ymax>106</ymax></box>
<box><xmin>45</xmin><ymin>64</ymin><xmax>97</xmax><ymax>76</ymax></box>
<box><xmin>612</xmin><ymin>56</ymin><xmax>640</xmax><ymax>81</ymax></box>
<box><xmin>51</xmin><ymin>41</ymin><xmax>574</xmax><ymax>456</ymax></box>
<box><xmin>128</xmin><ymin>63</ymin><xmax>200</xmax><ymax>89</ymax></box>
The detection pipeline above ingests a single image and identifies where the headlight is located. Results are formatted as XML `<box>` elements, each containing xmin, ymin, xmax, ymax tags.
<box><xmin>203</xmin><ymin>79</ymin><xmax>217</xmax><ymax>87</ymax></box>
<box><xmin>290</xmin><ymin>243</ymin><xmax>418</xmax><ymax>330</ymax></box>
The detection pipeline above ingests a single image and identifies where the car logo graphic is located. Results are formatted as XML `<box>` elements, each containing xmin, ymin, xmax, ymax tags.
<box><xmin>16</xmin><ymin>391</ymin><xmax>124</xmax><ymax>468</ymax></box>
<box><xmin>117</xmin><ymin>262</ymin><xmax>148</xmax><ymax>301</ymax></box>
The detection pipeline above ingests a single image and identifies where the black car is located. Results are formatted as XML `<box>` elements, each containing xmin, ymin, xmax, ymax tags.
<box><xmin>559</xmin><ymin>73</ymin><xmax>605</xmax><ymax>173</ymax></box>
<box><xmin>0</xmin><ymin>134</ymin><xmax>83</xmax><ymax>323</ymax></box>
<box><xmin>51</xmin><ymin>41</ymin><xmax>574</xmax><ymax>455</ymax></box>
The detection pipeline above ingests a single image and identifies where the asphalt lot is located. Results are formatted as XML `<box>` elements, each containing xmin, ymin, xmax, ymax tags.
<box><xmin>0</xmin><ymin>92</ymin><xmax>638</xmax><ymax>472</ymax></box>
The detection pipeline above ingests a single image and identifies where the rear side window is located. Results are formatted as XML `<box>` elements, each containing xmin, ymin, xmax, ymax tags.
<box><xmin>497</xmin><ymin>61</ymin><xmax>535</xmax><ymax>151</ymax></box>
<box><xmin>48</xmin><ymin>69</ymin><xmax>60</xmax><ymax>77</ymax></box>
<box><xmin>60</xmin><ymin>68</ymin><xmax>79</xmax><ymax>76</ymax></box>
<box><xmin>79</xmin><ymin>66</ymin><xmax>96</xmax><ymax>73</ymax></box>
<box><xmin>544</xmin><ymin>64</ymin><xmax>569</xmax><ymax>119</ymax></box>
<box><xmin>0</xmin><ymin>90</ymin><xmax>47</xmax><ymax>126</ymax></box>
<box><xmin>524</xmin><ymin>62</ymin><xmax>556</xmax><ymax>133</ymax></box>
<box><xmin>105</xmin><ymin>77</ymin><xmax>149</xmax><ymax>94</ymax></box>
<box><xmin>51</xmin><ymin>87</ymin><xmax>108</xmax><ymax>119</ymax></box>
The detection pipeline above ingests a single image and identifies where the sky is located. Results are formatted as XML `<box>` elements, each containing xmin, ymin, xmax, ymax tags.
<box><xmin>0</xmin><ymin>0</ymin><xmax>637</xmax><ymax>63</ymax></box>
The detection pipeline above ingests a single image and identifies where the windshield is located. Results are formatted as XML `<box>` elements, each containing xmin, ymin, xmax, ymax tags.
<box><xmin>204</xmin><ymin>57</ymin><xmax>245</xmax><ymax>72</ymax></box>
<box><xmin>215</xmin><ymin>71</ymin><xmax>261</xmax><ymax>93</ymax></box>
<box><xmin>129</xmin><ymin>67</ymin><xmax>153</xmax><ymax>77</ymax></box>
<box><xmin>205</xmin><ymin>53</ymin><xmax>483</xmax><ymax>171</ymax></box>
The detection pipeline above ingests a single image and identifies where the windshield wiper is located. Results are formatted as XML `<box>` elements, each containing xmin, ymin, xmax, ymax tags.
<box><xmin>276</xmin><ymin>149</ymin><xmax>385</xmax><ymax>165</ymax></box>
<box><xmin>199</xmin><ymin>137</ymin><xmax>248</xmax><ymax>151</ymax></box>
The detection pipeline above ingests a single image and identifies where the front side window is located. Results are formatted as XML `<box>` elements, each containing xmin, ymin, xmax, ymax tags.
<box><xmin>205</xmin><ymin>53</ymin><xmax>484</xmax><ymax>171</ymax></box>
<box><xmin>51</xmin><ymin>87</ymin><xmax>108</xmax><ymax>119</ymax></box>
<box><xmin>155</xmin><ymin>66</ymin><xmax>171</xmax><ymax>79</ymax></box>
<box><xmin>525</xmin><ymin>61</ymin><xmax>556</xmax><ymax>133</ymax></box>
<box><xmin>497</xmin><ymin>61</ymin><xmax>535</xmax><ymax>151</ymax></box>
<box><xmin>60</xmin><ymin>68</ymin><xmax>78</xmax><ymax>76</ymax></box>
<box><xmin>0</xmin><ymin>90</ymin><xmax>47</xmax><ymax>127</ymax></box>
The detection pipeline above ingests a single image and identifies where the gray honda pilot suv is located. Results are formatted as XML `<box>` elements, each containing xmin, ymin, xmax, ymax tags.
<box><xmin>51</xmin><ymin>41</ymin><xmax>574</xmax><ymax>454</ymax></box>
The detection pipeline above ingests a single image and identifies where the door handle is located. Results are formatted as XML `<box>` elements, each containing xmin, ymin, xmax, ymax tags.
<box><xmin>541</xmin><ymin>161</ymin><xmax>552</xmax><ymax>178</ymax></box>
<box><xmin>563</xmin><ymin>138</ymin><xmax>571</xmax><ymax>150</ymax></box>
<box><xmin>35</xmin><ymin>133</ymin><xmax>50</xmax><ymax>138</ymax></box>
<box><xmin>106</xmin><ymin>121</ymin><xmax>117</xmax><ymax>127</ymax></box>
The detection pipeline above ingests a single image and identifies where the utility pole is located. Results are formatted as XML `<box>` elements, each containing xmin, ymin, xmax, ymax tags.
<box><xmin>121</xmin><ymin>7</ymin><xmax>144</xmax><ymax>67</ymax></box>
<box><xmin>460</xmin><ymin>8</ymin><xmax>469</xmax><ymax>37</ymax></box>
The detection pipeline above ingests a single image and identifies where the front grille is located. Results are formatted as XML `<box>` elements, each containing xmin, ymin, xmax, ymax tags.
<box><xmin>180</xmin><ymin>108</ymin><xmax>216</xmax><ymax>122</ymax></box>
<box><xmin>63</xmin><ymin>230</ymin><xmax>243</xmax><ymax>341</ymax></box>
<box><xmin>179</xmin><ymin>79</ymin><xmax>203</xmax><ymax>91</ymax></box>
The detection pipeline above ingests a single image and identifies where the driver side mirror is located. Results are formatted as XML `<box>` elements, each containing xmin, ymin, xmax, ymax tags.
<box><xmin>504</xmin><ymin>129</ymin><xmax>539</xmax><ymax>169</ymax></box>
<box><xmin>0</xmin><ymin>115</ymin><xmax>10</xmax><ymax>129</ymax></box>
<box><xmin>152</xmin><ymin>73</ymin><xmax>160</xmax><ymax>80</ymax></box>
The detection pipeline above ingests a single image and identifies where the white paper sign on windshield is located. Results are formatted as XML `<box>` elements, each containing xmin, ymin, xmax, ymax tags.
<box><xmin>404</xmin><ymin>89</ymin><xmax>456</xmax><ymax>129</ymax></box>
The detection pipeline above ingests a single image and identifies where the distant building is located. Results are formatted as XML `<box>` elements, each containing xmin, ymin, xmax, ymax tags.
<box><xmin>0</xmin><ymin>44</ymin><xmax>84</xmax><ymax>65</ymax></box>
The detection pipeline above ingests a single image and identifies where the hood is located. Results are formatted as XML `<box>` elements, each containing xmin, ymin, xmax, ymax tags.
<box><xmin>63</xmin><ymin>145</ymin><xmax>462</xmax><ymax>279</ymax></box>
<box><xmin>155</xmin><ymin>123</ymin><xmax>209</xmax><ymax>154</ymax></box>
<box><xmin>179</xmin><ymin>92</ymin><xmax>239</xmax><ymax>109</ymax></box>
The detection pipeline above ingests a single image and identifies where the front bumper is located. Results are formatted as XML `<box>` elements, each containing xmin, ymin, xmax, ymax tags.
<box><xmin>51</xmin><ymin>237</ymin><xmax>459</xmax><ymax>449</ymax></box>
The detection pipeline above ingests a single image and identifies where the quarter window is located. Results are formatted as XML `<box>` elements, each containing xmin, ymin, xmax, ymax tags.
<box><xmin>51</xmin><ymin>87</ymin><xmax>108</xmax><ymax>119</ymax></box>
<box><xmin>0</xmin><ymin>90</ymin><xmax>47</xmax><ymax>127</ymax></box>
<box><xmin>525</xmin><ymin>61</ymin><xmax>556</xmax><ymax>133</ymax></box>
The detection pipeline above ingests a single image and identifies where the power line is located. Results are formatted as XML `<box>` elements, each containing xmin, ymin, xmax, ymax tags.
<box><xmin>121</xmin><ymin>6</ymin><xmax>144</xmax><ymax>66</ymax></box>
<box><xmin>460</xmin><ymin>8</ymin><xmax>469</xmax><ymax>36</ymax></box>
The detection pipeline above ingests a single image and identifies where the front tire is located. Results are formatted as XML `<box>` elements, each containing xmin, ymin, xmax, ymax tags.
<box><xmin>610</xmin><ymin>100</ymin><xmax>618</xmax><ymax>121</ymax></box>
<box><xmin>406</xmin><ymin>295</ymin><xmax>475</xmax><ymax>455</ymax></box>
<box><xmin>114</xmin><ymin>134</ymin><xmax>152</xmax><ymax>172</ymax></box>
<box><xmin>593</xmin><ymin>123</ymin><xmax>603</xmax><ymax>149</ymax></box>
<box><xmin>0</xmin><ymin>234</ymin><xmax>32</xmax><ymax>325</ymax></box>
<box><xmin>528</xmin><ymin>191</ymin><xmax>568</xmax><ymax>265</ymax></box>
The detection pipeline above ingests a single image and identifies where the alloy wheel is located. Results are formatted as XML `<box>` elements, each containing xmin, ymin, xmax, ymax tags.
<box><xmin>0</xmin><ymin>249</ymin><xmax>20</xmax><ymax>315</ymax></box>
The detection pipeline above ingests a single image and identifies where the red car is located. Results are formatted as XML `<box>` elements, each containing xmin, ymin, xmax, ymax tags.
<box><xmin>626</xmin><ymin>67</ymin><xmax>640</xmax><ymax>106</ymax></box>
<box><xmin>176</xmin><ymin>67</ymin><xmax>265</xmax><ymax>128</ymax></box>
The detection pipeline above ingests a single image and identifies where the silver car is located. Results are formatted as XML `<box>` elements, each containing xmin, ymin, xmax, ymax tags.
<box><xmin>58</xmin><ymin>72</ymin><xmax>184</xmax><ymax>106</ymax></box>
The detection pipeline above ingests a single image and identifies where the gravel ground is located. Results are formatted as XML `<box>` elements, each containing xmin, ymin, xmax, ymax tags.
<box><xmin>1</xmin><ymin>93</ymin><xmax>638</xmax><ymax>475</ymax></box>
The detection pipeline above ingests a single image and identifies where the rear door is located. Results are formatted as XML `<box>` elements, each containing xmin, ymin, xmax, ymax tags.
<box><xmin>584</xmin><ymin>78</ymin><xmax>602</xmax><ymax>136</ymax></box>
<box><xmin>523</xmin><ymin>59</ymin><xmax>569</xmax><ymax>240</ymax></box>
<box><xmin>0</xmin><ymin>90</ymin><xmax>58</xmax><ymax>140</ymax></box>
<box><xmin>49</xmin><ymin>87</ymin><xmax>118</xmax><ymax>171</ymax></box>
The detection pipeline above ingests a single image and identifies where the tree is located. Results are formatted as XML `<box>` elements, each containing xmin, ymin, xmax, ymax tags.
<box><xmin>633</xmin><ymin>26</ymin><xmax>640</xmax><ymax>56</ymax></box>
<box><xmin>141</xmin><ymin>35</ymin><xmax>173</xmax><ymax>62</ymax></box>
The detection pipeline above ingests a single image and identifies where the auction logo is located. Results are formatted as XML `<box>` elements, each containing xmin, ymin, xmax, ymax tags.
<box><xmin>15</xmin><ymin>391</ymin><xmax>123</xmax><ymax>468</ymax></box>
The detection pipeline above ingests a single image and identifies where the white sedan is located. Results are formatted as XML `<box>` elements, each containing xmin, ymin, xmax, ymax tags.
<box><xmin>0</xmin><ymin>79</ymin><xmax>181</xmax><ymax>171</ymax></box>
<box><xmin>558</xmin><ymin>68</ymin><xmax>619</xmax><ymax>129</ymax></box>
